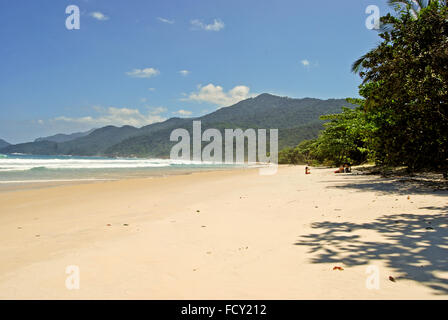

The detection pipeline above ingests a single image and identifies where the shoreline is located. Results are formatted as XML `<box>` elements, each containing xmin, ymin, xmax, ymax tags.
<box><xmin>0</xmin><ymin>165</ymin><xmax>252</xmax><ymax>193</ymax></box>
<box><xmin>0</xmin><ymin>165</ymin><xmax>447</xmax><ymax>299</ymax></box>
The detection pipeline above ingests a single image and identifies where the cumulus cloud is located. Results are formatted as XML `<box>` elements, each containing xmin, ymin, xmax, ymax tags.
<box><xmin>301</xmin><ymin>59</ymin><xmax>310</xmax><ymax>67</ymax></box>
<box><xmin>191</xmin><ymin>19</ymin><xmax>224</xmax><ymax>31</ymax></box>
<box><xmin>150</xmin><ymin>107</ymin><xmax>168</xmax><ymax>115</ymax></box>
<box><xmin>173</xmin><ymin>109</ymin><xmax>193</xmax><ymax>116</ymax></box>
<box><xmin>183</xmin><ymin>83</ymin><xmax>253</xmax><ymax>107</ymax></box>
<box><xmin>157</xmin><ymin>17</ymin><xmax>174</xmax><ymax>24</ymax></box>
<box><xmin>179</xmin><ymin>70</ymin><xmax>190</xmax><ymax>76</ymax></box>
<box><xmin>49</xmin><ymin>106</ymin><xmax>166</xmax><ymax>128</ymax></box>
<box><xmin>126</xmin><ymin>68</ymin><xmax>160</xmax><ymax>78</ymax></box>
<box><xmin>90</xmin><ymin>12</ymin><xmax>109</xmax><ymax>21</ymax></box>
<box><xmin>301</xmin><ymin>59</ymin><xmax>319</xmax><ymax>68</ymax></box>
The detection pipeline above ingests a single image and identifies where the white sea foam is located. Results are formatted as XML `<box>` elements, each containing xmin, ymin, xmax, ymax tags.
<box><xmin>0</xmin><ymin>157</ymin><xmax>226</xmax><ymax>172</ymax></box>
<box><xmin>0</xmin><ymin>178</ymin><xmax>115</xmax><ymax>184</ymax></box>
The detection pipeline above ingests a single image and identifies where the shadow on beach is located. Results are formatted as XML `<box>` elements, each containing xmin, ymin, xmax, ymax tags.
<box><xmin>298</xmin><ymin>173</ymin><xmax>448</xmax><ymax>295</ymax></box>
<box><xmin>321</xmin><ymin>174</ymin><xmax>448</xmax><ymax>196</ymax></box>
<box><xmin>296</xmin><ymin>207</ymin><xmax>448</xmax><ymax>295</ymax></box>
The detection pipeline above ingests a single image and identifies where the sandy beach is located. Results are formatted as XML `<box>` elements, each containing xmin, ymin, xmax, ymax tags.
<box><xmin>0</xmin><ymin>165</ymin><xmax>447</xmax><ymax>299</ymax></box>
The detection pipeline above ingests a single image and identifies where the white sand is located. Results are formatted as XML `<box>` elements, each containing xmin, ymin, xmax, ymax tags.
<box><xmin>0</xmin><ymin>165</ymin><xmax>447</xmax><ymax>299</ymax></box>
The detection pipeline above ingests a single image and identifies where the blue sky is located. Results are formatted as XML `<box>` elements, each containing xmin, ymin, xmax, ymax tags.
<box><xmin>0</xmin><ymin>0</ymin><xmax>392</xmax><ymax>143</ymax></box>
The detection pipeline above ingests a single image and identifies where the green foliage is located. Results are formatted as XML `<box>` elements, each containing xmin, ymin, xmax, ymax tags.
<box><xmin>298</xmin><ymin>2</ymin><xmax>448</xmax><ymax>172</ymax></box>
<box><xmin>279</xmin><ymin>103</ymin><xmax>374</xmax><ymax>166</ymax></box>
<box><xmin>313</xmin><ymin>104</ymin><xmax>373</xmax><ymax>165</ymax></box>
<box><xmin>278</xmin><ymin>139</ymin><xmax>319</xmax><ymax>165</ymax></box>
<box><xmin>282</xmin><ymin>1</ymin><xmax>448</xmax><ymax>171</ymax></box>
<box><xmin>356</xmin><ymin>2</ymin><xmax>448</xmax><ymax>172</ymax></box>
<box><xmin>296</xmin><ymin>139</ymin><xmax>318</xmax><ymax>163</ymax></box>
<box><xmin>278</xmin><ymin>147</ymin><xmax>302</xmax><ymax>165</ymax></box>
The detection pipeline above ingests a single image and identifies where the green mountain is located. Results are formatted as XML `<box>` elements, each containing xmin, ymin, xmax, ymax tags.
<box><xmin>0</xmin><ymin>94</ymin><xmax>353</xmax><ymax>157</ymax></box>
<box><xmin>0</xmin><ymin>139</ymin><xmax>10</xmax><ymax>149</ymax></box>
<box><xmin>106</xmin><ymin>94</ymin><xmax>353</xmax><ymax>157</ymax></box>
<box><xmin>34</xmin><ymin>129</ymin><xmax>95</xmax><ymax>143</ymax></box>
<box><xmin>55</xmin><ymin>125</ymin><xmax>140</xmax><ymax>156</ymax></box>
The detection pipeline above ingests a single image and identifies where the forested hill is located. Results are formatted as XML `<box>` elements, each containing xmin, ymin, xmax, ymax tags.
<box><xmin>0</xmin><ymin>94</ymin><xmax>353</xmax><ymax>157</ymax></box>
<box><xmin>34</xmin><ymin>129</ymin><xmax>95</xmax><ymax>143</ymax></box>
<box><xmin>0</xmin><ymin>139</ymin><xmax>10</xmax><ymax>149</ymax></box>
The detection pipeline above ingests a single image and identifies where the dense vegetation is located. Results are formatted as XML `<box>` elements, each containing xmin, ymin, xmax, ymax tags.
<box><xmin>280</xmin><ymin>1</ymin><xmax>448</xmax><ymax>175</ymax></box>
<box><xmin>279</xmin><ymin>103</ymin><xmax>371</xmax><ymax>166</ymax></box>
<box><xmin>106</xmin><ymin>95</ymin><xmax>352</xmax><ymax>157</ymax></box>
<box><xmin>34</xmin><ymin>129</ymin><xmax>94</xmax><ymax>143</ymax></box>
<box><xmin>0</xmin><ymin>95</ymin><xmax>352</xmax><ymax>157</ymax></box>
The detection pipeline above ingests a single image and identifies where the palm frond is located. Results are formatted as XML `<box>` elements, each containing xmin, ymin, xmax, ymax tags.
<box><xmin>387</xmin><ymin>0</ymin><xmax>422</xmax><ymax>18</ymax></box>
<box><xmin>378</xmin><ymin>22</ymin><xmax>396</xmax><ymax>33</ymax></box>
<box><xmin>351</xmin><ymin>54</ymin><xmax>368</xmax><ymax>74</ymax></box>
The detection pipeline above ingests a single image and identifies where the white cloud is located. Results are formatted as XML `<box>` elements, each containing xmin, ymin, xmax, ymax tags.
<box><xmin>157</xmin><ymin>17</ymin><xmax>174</xmax><ymax>24</ymax></box>
<box><xmin>300</xmin><ymin>59</ymin><xmax>319</xmax><ymax>68</ymax></box>
<box><xmin>173</xmin><ymin>109</ymin><xmax>193</xmax><ymax>116</ymax></box>
<box><xmin>301</xmin><ymin>59</ymin><xmax>310</xmax><ymax>67</ymax></box>
<box><xmin>191</xmin><ymin>19</ymin><xmax>224</xmax><ymax>31</ymax></box>
<box><xmin>183</xmin><ymin>83</ymin><xmax>253</xmax><ymax>107</ymax></box>
<box><xmin>150</xmin><ymin>107</ymin><xmax>167</xmax><ymax>115</ymax></box>
<box><xmin>49</xmin><ymin>106</ymin><xmax>166</xmax><ymax>128</ymax></box>
<box><xmin>148</xmin><ymin>88</ymin><xmax>156</xmax><ymax>91</ymax></box>
<box><xmin>126</xmin><ymin>68</ymin><xmax>160</xmax><ymax>78</ymax></box>
<box><xmin>179</xmin><ymin>70</ymin><xmax>190</xmax><ymax>76</ymax></box>
<box><xmin>90</xmin><ymin>12</ymin><xmax>109</xmax><ymax>21</ymax></box>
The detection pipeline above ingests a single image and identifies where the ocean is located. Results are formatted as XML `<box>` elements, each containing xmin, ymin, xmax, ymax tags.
<box><xmin>0</xmin><ymin>154</ymin><xmax>246</xmax><ymax>188</ymax></box>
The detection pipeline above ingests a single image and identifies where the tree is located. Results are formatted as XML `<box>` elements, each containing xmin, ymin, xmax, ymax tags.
<box><xmin>352</xmin><ymin>0</ymin><xmax>447</xmax><ymax>73</ymax></box>
<box><xmin>296</xmin><ymin>139</ymin><xmax>317</xmax><ymax>164</ymax></box>
<box><xmin>278</xmin><ymin>100</ymin><xmax>374</xmax><ymax>166</ymax></box>
<box><xmin>278</xmin><ymin>139</ymin><xmax>318</xmax><ymax>165</ymax></box>
<box><xmin>278</xmin><ymin>147</ymin><xmax>301</xmax><ymax>164</ymax></box>
<box><xmin>312</xmin><ymin>102</ymin><xmax>373</xmax><ymax>166</ymax></box>
<box><xmin>356</xmin><ymin>2</ymin><xmax>448</xmax><ymax>172</ymax></box>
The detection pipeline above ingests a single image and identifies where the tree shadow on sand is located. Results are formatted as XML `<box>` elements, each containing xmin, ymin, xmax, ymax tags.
<box><xmin>322</xmin><ymin>175</ymin><xmax>448</xmax><ymax>196</ymax></box>
<box><xmin>296</xmin><ymin>209</ymin><xmax>448</xmax><ymax>295</ymax></box>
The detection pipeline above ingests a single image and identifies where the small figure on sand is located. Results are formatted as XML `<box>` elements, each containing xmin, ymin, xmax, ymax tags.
<box><xmin>344</xmin><ymin>163</ymin><xmax>351</xmax><ymax>173</ymax></box>
<box><xmin>334</xmin><ymin>163</ymin><xmax>351</xmax><ymax>174</ymax></box>
<box><xmin>305</xmin><ymin>165</ymin><xmax>311</xmax><ymax>175</ymax></box>
<box><xmin>334</xmin><ymin>165</ymin><xmax>344</xmax><ymax>173</ymax></box>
